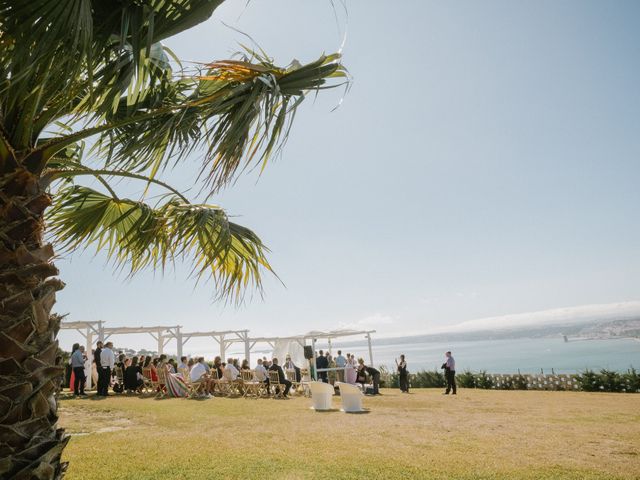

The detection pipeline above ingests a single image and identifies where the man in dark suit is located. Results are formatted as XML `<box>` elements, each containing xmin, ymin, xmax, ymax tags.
<box><xmin>94</xmin><ymin>341</ymin><xmax>104</xmax><ymax>395</ymax></box>
<box><xmin>269</xmin><ymin>358</ymin><xmax>292</xmax><ymax>397</ymax></box>
<box><xmin>316</xmin><ymin>349</ymin><xmax>328</xmax><ymax>383</ymax></box>
<box><xmin>360</xmin><ymin>362</ymin><xmax>381</xmax><ymax>395</ymax></box>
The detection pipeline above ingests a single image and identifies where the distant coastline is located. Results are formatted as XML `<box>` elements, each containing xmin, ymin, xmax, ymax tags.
<box><xmin>336</xmin><ymin>317</ymin><xmax>640</xmax><ymax>347</ymax></box>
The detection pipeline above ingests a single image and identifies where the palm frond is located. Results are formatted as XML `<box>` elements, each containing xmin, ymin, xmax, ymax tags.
<box><xmin>0</xmin><ymin>0</ymin><xmax>225</xmax><ymax>149</ymax></box>
<box><xmin>47</xmin><ymin>185</ymin><xmax>271</xmax><ymax>303</ymax></box>
<box><xmin>83</xmin><ymin>52</ymin><xmax>347</xmax><ymax>191</ymax></box>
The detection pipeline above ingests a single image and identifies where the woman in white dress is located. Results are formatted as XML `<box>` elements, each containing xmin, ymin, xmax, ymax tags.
<box><xmin>345</xmin><ymin>353</ymin><xmax>358</xmax><ymax>384</ymax></box>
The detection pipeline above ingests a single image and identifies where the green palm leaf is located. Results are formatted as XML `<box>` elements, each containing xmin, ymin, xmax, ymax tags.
<box><xmin>48</xmin><ymin>185</ymin><xmax>271</xmax><ymax>303</ymax></box>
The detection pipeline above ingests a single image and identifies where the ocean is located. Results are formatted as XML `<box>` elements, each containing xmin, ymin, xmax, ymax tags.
<box><xmin>224</xmin><ymin>336</ymin><xmax>640</xmax><ymax>374</ymax></box>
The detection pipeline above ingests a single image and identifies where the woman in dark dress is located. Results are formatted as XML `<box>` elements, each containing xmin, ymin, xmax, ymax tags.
<box><xmin>396</xmin><ymin>354</ymin><xmax>409</xmax><ymax>393</ymax></box>
<box><xmin>213</xmin><ymin>356</ymin><xmax>223</xmax><ymax>379</ymax></box>
<box><xmin>124</xmin><ymin>356</ymin><xmax>144</xmax><ymax>393</ymax></box>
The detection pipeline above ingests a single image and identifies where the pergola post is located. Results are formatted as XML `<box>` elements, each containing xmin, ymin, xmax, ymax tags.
<box><xmin>157</xmin><ymin>329</ymin><xmax>164</xmax><ymax>355</ymax></box>
<box><xmin>311</xmin><ymin>338</ymin><xmax>317</xmax><ymax>380</ymax></box>
<box><xmin>97</xmin><ymin>320</ymin><xmax>105</xmax><ymax>343</ymax></box>
<box><xmin>175</xmin><ymin>326</ymin><xmax>183</xmax><ymax>359</ymax></box>
<box><xmin>85</xmin><ymin>327</ymin><xmax>93</xmax><ymax>390</ymax></box>
<box><xmin>328</xmin><ymin>338</ymin><xmax>332</xmax><ymax>354</ymax></box>
<box><xmin>366</xmin><ymin>332</ymin><xmax>374</xmax><ymax>366</ymax></box>
<box><xmin>243</xmin><ymin>333</ymin><xmax>250</xmax><ymax>364</ymax></box>
<box><xmin>219</xmin><ymin>335</ymin><xmax>226</xmax><ymax>360</ymax></box>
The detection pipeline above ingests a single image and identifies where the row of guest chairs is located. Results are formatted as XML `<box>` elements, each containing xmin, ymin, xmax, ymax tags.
<box><xmin>113</xmin><ymin>365</ymin><xmax>309</xmax><ymax>399</ymax></box>
<box><xmin>177</xmin><ymin>367</ymin><xmax>307</xmax><ymax>399</ymax></box>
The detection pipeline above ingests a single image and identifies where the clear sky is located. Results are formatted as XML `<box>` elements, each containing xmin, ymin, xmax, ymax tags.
<box><xmin>56</xmin><ymin>0</ymin><xmax>640</xmax><ymax>353</ymax></box>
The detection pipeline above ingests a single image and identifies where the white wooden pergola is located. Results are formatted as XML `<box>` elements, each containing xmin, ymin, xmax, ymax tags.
<box><xmin>60</xmin><ymin>323</ymin><xmax>376</xmax><ymax>381</ymax></box>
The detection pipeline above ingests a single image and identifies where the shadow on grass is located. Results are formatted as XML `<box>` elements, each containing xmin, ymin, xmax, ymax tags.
<box><xmin>342</xmin><ymin>408</ymin><xmax>371</xmax><ymax>414</ymax></box>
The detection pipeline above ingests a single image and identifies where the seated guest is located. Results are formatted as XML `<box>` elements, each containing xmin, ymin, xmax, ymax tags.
<box><xmin>269</xmin><ymin>358</ymin><xmax>292</xmax><ymax>397</ymax></box>
<box><xmin>187</xmin><ymin>358</ymin><xmax>195</xmax><ymax>371</ymax></box>
<box><xmin>178</xmin><ymin>356</ymin><xmax>188</xmax><ymax>371</ymax></box>
<box><xmin>241</xmin><ymin>359</ymin><xmax>250</xmax><ymax>370</ymax></box>
<box><xmin>124</xmin><ymin>357</ymin><xmax>144</xmax><ymax>393</ymax></box>
<box><xmin>167</xmin><ymin>358</ymin><xmax>177</xmax><ymax>374</ymax></box>
<box><xmin>254</xmin><ymin>358</ymin><xmax>269</xmax><ymax>390</ymax></box>
<box><xmin>115</xmin><ymin>353</ymin><xmax>126</xmax><ymax>372</ymax></box>
<box><xmin>150</xmin><ymin>358</ymin><xmax>159</xmax><ymax>383</ymax></box>
<box><xmin>160</xmin><ymin>357</ymin><xmax>188</xmax><ymax>398</ymax></box>
<box><xmin>190</xmin><ymin>357</ymin><xmax>212</xmax><ymax>395</ymax></box>
<box><xmin>112</xmin><ymin>353</ymin><xmax>126</xmax><ymax>392</ymax></box>
<box><xmin>223</xmin><ymin>357</ymin><xmax>240</xmax><ymax>382</ymax></box>
<box><xmin>213</xmin><ymin>356</ymin><xmax>223</xmax><ymax>379</ymax></box>
<box><xmin>260</xmin><ymin>356</ymin><xmax>270</xmax><ymax>370</ymax></box>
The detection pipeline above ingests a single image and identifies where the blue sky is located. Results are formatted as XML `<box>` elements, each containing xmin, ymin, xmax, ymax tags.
<box><xmin>56</xmin><ymin>1</ymin><xmax>640</xmax><ymax>353</ymax></box>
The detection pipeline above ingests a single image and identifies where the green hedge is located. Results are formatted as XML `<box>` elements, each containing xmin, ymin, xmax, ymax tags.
<box><xmin>379</xmin><ymin>367</ymin><xmax>640</xmax><ymax>393</ymax></box>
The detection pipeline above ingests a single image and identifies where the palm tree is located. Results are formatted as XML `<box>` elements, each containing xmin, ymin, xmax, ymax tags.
<box><xmin>0</xmin><ymin>1</ymin><xmax>346</xmax><ymax>477</ymax></box>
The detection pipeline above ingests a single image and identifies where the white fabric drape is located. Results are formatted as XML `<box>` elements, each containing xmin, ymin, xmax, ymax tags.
<box><xmin>272</xmin><ymin>340</ymin><xmax>305</xmax><ymax>367</ymax></box>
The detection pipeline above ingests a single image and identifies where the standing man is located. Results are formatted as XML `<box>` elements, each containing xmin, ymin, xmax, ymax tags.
<box><xmin>71</xmin><ymin>344</ymin><xmax>87</xmax><ymax>396</ymax></box>
<box><xmin>316</xmin><ymin>349</ymin><xmax>328</xmax><ymax>383</ymax></box>
<box><xmin>94</xmin><ymin>341</ymin><xmax>103</xmax><ymax>395</ymax></box>
<box><xmin>335</xmin><ymin>350</ymin><xmax>347</xmax><ymax>383</ymax></box>
<box><xmin>99</xmin><ymin>341</ymin><xmax>115</xmax><ymax>396</ymax></box>
<box><xmin>441</xmin><ymin>351</ymin><xmax>456</xmax><ymax>395</ymax></box>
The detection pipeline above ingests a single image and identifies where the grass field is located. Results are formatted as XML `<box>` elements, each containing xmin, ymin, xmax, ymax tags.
<box><xmin>58</xmin><ymin>388</ymin><xmax>640</xmax><ymax>480</ymax></box>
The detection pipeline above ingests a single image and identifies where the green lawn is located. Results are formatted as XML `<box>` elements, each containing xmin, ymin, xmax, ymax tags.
<box><xmin>58</xmin><ymin>388</ymin><xmax>640</xmax><ymax>479</ymax></box>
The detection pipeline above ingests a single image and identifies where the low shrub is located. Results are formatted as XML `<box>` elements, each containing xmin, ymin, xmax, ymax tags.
<box><xmin>622</xmin><ymin>368</ymin><xmax>640</xmax><ymax>393</ymax></box>
<box><xmin>599</xmin><ymin>369</ymin><xmax>624</xmax><ymax>392</ymax></box>
<box><xmin>456</xmin><ymin>370</ymin><xmax>476</xmax><ymax>388</ymax></box>
<box><xmin>412</xmin><ymin>369</ymin><xmax>445</xmax><ymax>388</ymax></box>
<box><xmin>378</xmin><ymin>365</ymin><xmax>398</xmax><ymax>388</ymax></box>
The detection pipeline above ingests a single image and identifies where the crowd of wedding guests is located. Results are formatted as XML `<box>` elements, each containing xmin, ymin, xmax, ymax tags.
<box><xmin>67</xmin><ymin>343</ymin><xmax>382</xmax><ymax>398</ymax></box>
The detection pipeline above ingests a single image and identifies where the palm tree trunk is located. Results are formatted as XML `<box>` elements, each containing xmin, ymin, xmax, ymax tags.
<box><xmin>0</xmin><ymin>164</ymin><xmax>68</xmax><ymax>479</ymax></box>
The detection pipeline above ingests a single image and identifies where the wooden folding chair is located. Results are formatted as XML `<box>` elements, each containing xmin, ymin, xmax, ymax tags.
<box><xmin>211</xmin><ymin>368</ymin><xmax>227</xmax><ymax>396</ymax></box>
<box><xmin>299</xmin><ymin>368</ymin><xmax>311</xmax><ymax>397</ymax></box>
<box><xmin>155</xmin><ymin>366</ymin><xmax>168</xmax><ymax>398</ymax></box>
<box><xmin>241</xmin><ymin>370</ymin><xmax>259</xmax><ymax>398</ymax></box>
<box><xmin>179</xmin><ymin>367</ymin><xmax>203</xmax><ymax>398</ymax></box>
<box><xmin>223</xmin><ymin>370</ymin><xmax>242</xmax><ymax>397</ymax></box>
<box><xmin>285</xmin><ymin>369</ymin><xmax>300</xmax><ymax>395</ymax></box>
<box><xmin>141</xmin><ymin>367</ymin><xmax>154</xmax><ymax>394</ymax></box>
<box><xmin>268</xmin><ymin>371</ymin><xmax>286</xmax><ymax>399</ymax></box>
